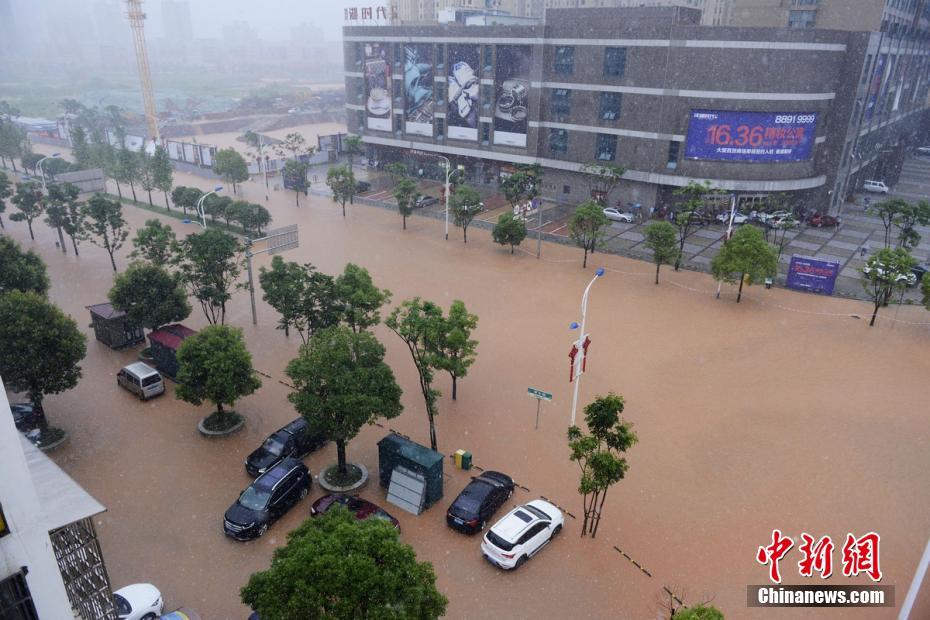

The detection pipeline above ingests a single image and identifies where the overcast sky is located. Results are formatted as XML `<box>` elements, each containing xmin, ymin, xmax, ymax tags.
<box><xmin>10</xmin><ymin>0</ymin><xmax>386</xmax><ymax>43</ymax></box>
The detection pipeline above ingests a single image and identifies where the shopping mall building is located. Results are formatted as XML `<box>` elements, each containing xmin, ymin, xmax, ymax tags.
<box><xmin>343</xmin><ymin>6</ymin><xmax>930</xmax><ymax>213</ymax></box>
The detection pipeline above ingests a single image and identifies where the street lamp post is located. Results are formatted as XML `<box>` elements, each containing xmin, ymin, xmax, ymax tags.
<box><xmin>36</xmin><ymin>153</ymin><xmax>61</xmax><ymax>194</ymax></box>
<box><xmin>716</xmin><ymin>192</ymin><xmax>738</xmax><ymax>300</ymax></box>
<box><xmin>569</xmin><ymin>267</ymin><xmax>605</xmax><ymax>426</ymax></box>
<box><xmin>196</xmin><ymin>186</ymin><xmax>224</xmax><ymax>229</ymax></box>
<box><xmin>411</xmin><ymin>150</ymin><xmax>461</xmax><ymax>240</ymax></box>
<box><xmin>251</xmin><ymin>131</ymin><xmax>270</xmax><ymax>202</ymax></box>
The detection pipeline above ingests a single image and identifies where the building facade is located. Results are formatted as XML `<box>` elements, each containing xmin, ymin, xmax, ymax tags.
<box><xmin>344</xmin><ymin>6</ymin><xmax>930</xmax><ymax>213</ymax></box>
<box><xmin>729</xmin><ymin>0</ymin><xmax>930</xmax><ymax>32</ymax></box>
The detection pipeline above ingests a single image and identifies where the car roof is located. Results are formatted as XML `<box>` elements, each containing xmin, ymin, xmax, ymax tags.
<box><xmin>280</xmin><ymin>417</ymin><xmax>308</xmax><ymax>435</ymax></box>
<box><xmin>491</xmin><ymin>505</ymin><xmax>542</xmax><ymax>541</ymax></box>
<box><xmin>123</xmin><ymin>362</ymin><xmax>159</xmax><ymax>378</ymax></box>
<box><xmin>254</xmin><ymin>458</ymin><xmax>302</xmax><ymax>490</ymax></box>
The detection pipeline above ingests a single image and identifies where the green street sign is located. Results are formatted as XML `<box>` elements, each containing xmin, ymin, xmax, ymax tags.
<box><xmin>527</xmin><ymin>387</ymin><xmax>553</xmax><ymax>401</ymax></box>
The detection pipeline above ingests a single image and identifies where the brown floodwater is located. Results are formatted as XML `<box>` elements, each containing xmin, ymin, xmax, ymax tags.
<box><xmin>9</xmin><ymin>149</ymin><xmax>930</xmax><ymax>619</ymax></box>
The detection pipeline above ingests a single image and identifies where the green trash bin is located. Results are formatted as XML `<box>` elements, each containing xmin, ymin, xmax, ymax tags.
<box><xmin>460</xmin><ymin>451</ymin><xmax>472</xmax><ymax>470</ymax></box>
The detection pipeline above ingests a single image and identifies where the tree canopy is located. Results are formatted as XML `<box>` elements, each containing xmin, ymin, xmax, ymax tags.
<box><xmin>710</xmin><ymin>225</ymin><xmax>776</xmax><ymax>303</ymax></box>
<box><xmin>259</xmin><ymin>257</ymin><xmax>341</xmax><ymax>343</ymax></box>
<box><xmin>178</xmin><ymin>229</ymin><xmax>243</xmax><ymax>325</ymax></box>
<box><xmin>130</xmin><ymin>218</ymin><xmax>178</xmax><ymax>266</ymax></box>
<box><xmin>334</xmin><ymin>262</ymin><xmax>392</xmax><ymax>333</ymax></box>
<box><xmin>213</xmin><ymin>148</ymin><xmax>249</xmax><ymax>195</ymax></box>
<box><xmin>109</xmin><ymin>262</ymin><xmax>191</xmax><ymax>332</ymax></box>
<box><xmin>432</xmin><ymin>300</ymin><xmax>478</xmax><ymax>401</ymax></box>
<box><xmin>240</xmin><ymin>508</ymin><xmax>447</xmax><ymax>620</ymax></box>
<box><xmin>326</xmin><ymin>165</ymin><xmax>356</xmax><ymax>216</ymax></box>
<box><xmin>82</xmin><ymin>193</ymin><xmax>129</xmax><ymax>272</ymax></box>
<box><xmin>392</xmin><ymin>177</ymin><xmax>419</xmax><ymax>230</ymax></box>
<box><xmin>449</xmin><ymin>185</ymin><xmax>482</xmax><ymax>243</ymax></box>
<box><xmin>0</xmin><ymin>236</ymin><xmax>49</xmax><ymax>296</ymax></box>
<box><xmin>175</xmin><ymin>324</ymin><xmax>261</xmax><ymax>423</ymax></box>
<box><xmin>10</xmin><ymin>181</ymin><xmax>44</xmax><ymax>240</ymax></box>
<box><xmin>643</xmin><ymin>221</ymin><xmax>679</xmax><ymax>284</ymax></box>
<box><xmin>568</xmin><ymin>200</ymin><xmax>610</xmax><ymax>268</ymax></box>
<box><xmin>860</xmin><ymin>247</ymin><xmax>917</xmax><ymax>326</ymax></box>
<box><xmin>286</xmin><ymin>326</ymin><xmax>402</xmax><ymax>474</ymax></box>
<box><xmin>492</xmin><ymin>211</ymin><xmax>528</xmax><ymax>254</ymax></box>
<box><xmin>0</xmin><ymin>291</ymin><xmax>86</xmax><ymax>436</ymax></box>
<box><xmin>283</xmin><ymin>159</ymin><xmax>311</xmax><ymax>207</ymax></box>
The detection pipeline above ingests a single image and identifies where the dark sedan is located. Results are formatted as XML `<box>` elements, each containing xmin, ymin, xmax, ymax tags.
<box><xmin>807</xmin><ymin>214</ymin><xmax>841</xmax><ymax>228</ymax></box>
<box><xmin>10</xmin><ymin>403</ymin><xmax>41</xmax><ymax>432</ymax></box>
<box><xmin>446</xmin><ymin>471</ymin><xmax>515</xmax><ymax>534</ymax></box>
<box><xmin>310</xmin><ymin>494</ymin><xmax>400</xmax><ymax>531</ymax></box>
<box><xmin>224</xmin><ymin>458</ymin><xmax>311</xmax><ymax>541</ymax></box>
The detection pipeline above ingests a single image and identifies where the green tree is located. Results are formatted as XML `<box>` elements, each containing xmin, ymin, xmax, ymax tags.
<box><xmin>0</xmin><ymin>236</ymin><xmax>49</xmax><ymax>296</ymax></box>
<box><xmin>20</xmin><ymin>152</ymin><xmax>43</xmax><ymax>176</ymax></box>
<box><xmin>567</xmin><ymin>393</ymin><xmax>638</xmax><ymax>538</ymax></box>
<box><xmin>672</xmin><ymin>180</ymin><xmax>716</xmax><ymax>270</ymax></box>
<box><xmin>117</xmin><ymin>145</ymin><xmax>141</xmax><ymax>202</ymax></box>
<box><xmin>109</xmin><ymin>262</ymin><xmax>191</xmax><ymax>333</ymax></box>
<box><xmin>334</xmin><ymin>263</ymin><xmax>392</xmax><ymax>333</ymax></box>
<box><xmin>344</xmin><ymin>135</ymin><xmax>363</xmax><ymax>172</ymax></box>
<box><xmin>57</xmin><ymin>189</ymin><xmax>86</xmax><ymax>256</ymax></box>
<box><xmin>286</xmin><ymin>326</ymin><xmax>402</xmax><ymax>475</ymax></box>
<box><xmin>326</xmin><ymin>164</ymin><xmax>356</xmax><ymax>216</ymax></box>
<box><xmin>673</xmin><ymin>605</ymin><xmax>725</xmax><ymax>620</ymax></box>
<box><xmin>0</xmin><ymin>171</ymin><xmax>12</xmax><ymax>228</ymax></box>
<box><xmin>568</xmin><ymin>200</ymin><xmax>610</xmax><ymax>268</ymax></box>
<box><xmin>130</xmin><ymin>219</ymin><xmax>178</xmax><ymax>266</ymax></box>
<box><xmin>82</xmin><ymin>193</ymin><xmax>129</xmax><ymax>272</ymax></box>
<box><xmin>259</xmin><ymin>257</ymin><xmax>340</xmax><ymax>343</ymax></box>
<box><xmin>498</xmin><ymin>164</ymin><xmax>541</xmax><ymax>214</ymax></box>
<box><xmin>0</xmin><ymin>119</ymin><xmax>27</xmax><ymax>171</ymax></box>
<box><xmin>450</xmin><ymin>185</ymin><xmax>482</xmax><ymax>243</ymax></box>
<box><xmin>868</xmin><ymin>198</ymin><xmax>907</xmax><ymax>248</ymax></box>
<box><xmin>151</xmin><ymin>145</ymin><xmax>174</xmax><ymax>210</ymax></box>
<box><xmin>860</xmin><ymin>247</ymin><xmax>916</xmax><ymax>326</ymax></box>
<box><xmin>393</xmin><ymin>177</ymin><xmax>419</xmax><ymax>230</ymax></box>
<box><xmin>644</xmin><ymin>221</ymin><xmax>678</xmax><ymax>284</ymax></box>
<box><xmin>171</xmin><ymin>185</ymin><xmax>201</xmax><ymax>216</ymax></box>
<box><xmin>579</xmin><ymin>161</ymin><xmax>626</xmax><ymax>205</ymax></box>
<box><xmin>433</xmin><ymin>300</ymin><xmax>478</xmax><ymax>401</ymax></box>
<box><xmin>240</xmin><ymin>508</ymin><xmax>446</xmax><ymax>620</ymax></box>
<box><xmin>178</xmin><ymin>228</ymin><xmax>243</xmax><ymax>325</ymax></box>
<box><xmin>386</xmin><ymin>298</ymin><xmax>446</xmax><ymax>450</ymax></box>
<box><xmin>137</xmin><ymin>146</ymin><xmax>156</xmax><ymax>205</ymax></box>
<box><xmin>922</xmin><ymin>272</ymin><xmax>930</xmax><ymax>311</ymax></box>
<box><xmin>283</xmin><ymin>159</ymin><xmax>310</xmax><ymax>207</ymax></box>
<box><xmin>894</xmin><ymin>199</ymin><xmax>930</xmax><ymax>249</ymax></box>
<box><xmin>10</xmin><ymin>181</ymin><xmax>44</xmax><ymax>240</ymax></box>
<box><xmin>232</xmin><ymin>201</ymin><xmax>271</xmax><ymax>236</ymax></box>
<box><xmin>175</xmin><ymin>324</ymin><xmax>261</xmax><ymax>428</ymax></box>
<box><xmin>385</xmin><ymin>162</ymin><xmax>407</xmax><ymax>185</ymax></box>
<box><xmin>44</xmin><ymin>182</ymin><xmax>80</xmax><ymax>253</ymax></box>
<box><xmin>274</xmin><ymin>132</ymin><xmax>314</xmax><ymax>159</ymax></box>
<box><xmin>212</xmin><ymin>147</ymin><xmax>249</xmax><ymax>196</ymax></box>
<box><xmin>0</xmin><ymin>291</ymin><xmax>86</xmax><ymax>440</ymax></box>
<box><xmin>202</xmin><ymin>194</ymin><xmax>232</xmax><ymax>225</ymax></box>
<box><xmin>773</xmin><ymin>215</ymin><xmax>799</xmax><ymax>262</ymax></box>
<box><xmin>710</xmin><ymin>225</ymin><xmax>777</xmax><ymax>303</ymax></box>
<box><xmin>70</xmin><ymin>126</ymin><xmax>93</xmax><ymax>169</ymax></box>
<box><xmin>492</xmin><ymin>211</ymin><xmax>528</xmax><ymax>254</ymax></box>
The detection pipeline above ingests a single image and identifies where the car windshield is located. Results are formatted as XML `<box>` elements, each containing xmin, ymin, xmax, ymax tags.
<box><xmin>261</xmin><ymin>437</ymin><xmax>285</xmax><ymax>456</ymax></box>
<box><xmin>452</xmin><ymin>494</ymin><xmax>482</xmax><ymax>516</ymax></box>
<box><xmin>239</xmin><ymin>487</ymin><xmax>271</xmax><ymax>511</ymax></box>
<box><xmin>113</xmin><ymin>594</ymin><xmax>131</xmax><ymax>615</ymax></box>
<box><xmin>486</xmin><ymin>530</ymin><xmax>515</xmax><ymax>551</ymax></box>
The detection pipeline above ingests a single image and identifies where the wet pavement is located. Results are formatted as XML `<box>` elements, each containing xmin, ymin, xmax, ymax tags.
<box><xmin>6</xmin><ymin>147</ymin><xmax>930</xmax><ymax>619</ymax></box>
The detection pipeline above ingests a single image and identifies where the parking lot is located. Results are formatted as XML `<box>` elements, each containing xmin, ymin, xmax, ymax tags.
<box><xmin>9</xmin><ymin>144</ymin><xmax>930</xmax><ymax>618</ymax></box>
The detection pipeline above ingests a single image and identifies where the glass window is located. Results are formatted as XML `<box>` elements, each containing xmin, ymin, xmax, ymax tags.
<box><xmin>549</xmin><ymin>128</ymin><xmax>568</xmax><ymax>154</ymax></box>
<box><xmin>0</xmin><ymin>504</ymin><xmax>8</xmax><ymax>538</ymax></box>
<box><xmin>563</xmin><ymin>184</ymin><xmax>571</xmax><ymax>195</ymax></box>
<box><xmin>551</xmin><ymin>89</ymin><xmax>571</xmax><ymax>118</ymax></box>
<box><xmin>239</xmin><ymin>486</ymin><xmax>271</xmax><ymax>511</ymax></box>
<box><xmin>436</xmin><ymin>44</ymin><xmax>444</xmax><ymax>67</ymax></box>
<box><xmin>357</xmin><ymin>110</ymin><xmax>364</xmax><ymax>130</ymax></box>
<box><xmin>486</xmin><ymin>530</ymin><xmax>515</xmax><ymax>551</ymax></box>
<box><xmin>262</xmin><ymin>437</ymin><xmax>285</xmax><ymax>456</ymax></box>
<box><xmin>141</xmin><ymin>374</ymin><xmax>161</xmax><ymax>387</ymax></box>
<box><xmin>599</xmin><ymin>92</ymin><xmax>621</xmax><ymax>120</ymax></box>
<box><xmin>604</xmin><ymin>47</ymin><xmax>627</xmax><ymax>77</ymax></box>
<box><xmin>484</xmin><ymin>46</ymin><xmax>493</xmax><ymax>72</ymax></box>
<box><xmin>482</xmin><ymin>123</ymin><xmax>491</xmax><ymax>144</ymax></box>
<box><xmin>437</xmin><ymin>118</ymin><xmax>445</xmax><ymax>139</ymax></box>
<box><xmin>0</xmin><ymin>572</ymin><xmax>39</xmax><ymax>620</ymax></box>
<box><xmin>596</xmin><ymin>134</ymin><xmax>617</xmax><ymax>161</ymax></box>
<box><xmin>788</xmin><ymin>10</ymin><xmax>817</xmax><ymax>28</ymax></box>
<box><xmin>554</xmin><ymin>46</ymin><xmax>574</xmax><ymax>75</ymax></box>
<box><xmin>667</xmin><ymin>141</ymin><xmax>680</xmax><ymax>169</ymax></box>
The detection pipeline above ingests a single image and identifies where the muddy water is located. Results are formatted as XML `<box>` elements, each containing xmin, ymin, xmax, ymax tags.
<box><xmin>9</xmin><ymin>149</ymin><xmax>930</xmax><ymax>619</ymax></box>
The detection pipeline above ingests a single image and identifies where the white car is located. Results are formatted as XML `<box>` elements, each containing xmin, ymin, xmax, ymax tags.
<box><xmin>114</xmin><ymin>583</ymin><xmax>164</xmax><ymax>620</ymax></box>
<box><xmin>863</xmin><ymin>180</ymin><xmax>889</xmax><ymax>194</ymax></box>
<box><xmin>715</xmin><ymin>211</ymin><xmax>749</xmax><ymax>225</ymax></box>
<box><xmin>603</xmin><ymin>207</ymin><xmax>634</xmax><ymax>223</ymax></box>
<box><xmin>862</xmin><ymin>264</ymin><xmax>917</xmax><ymax>286</ymax></box>
<box><xmin>481</xmin><ymin>499</ymin><xmax>563</xmax><ymax>569</ymax></box>
<box><xmin>755</xmin><ymin>210</ymin><xmax>790</xmax><ymax>225</ymax></box>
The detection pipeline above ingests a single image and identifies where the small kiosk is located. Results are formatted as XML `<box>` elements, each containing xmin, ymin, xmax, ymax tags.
<box><xmin>147</xmin><ymin>324</ymin><xmax>197</xmax><ymax>379</ymax></box>
<box><xmin>86</xmin><ymin>303</ymin><xmax>144</xmax><ymax>349</ymax></box>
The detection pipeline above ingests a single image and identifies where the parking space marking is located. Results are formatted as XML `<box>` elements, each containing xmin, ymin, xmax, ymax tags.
<box><xmin>613</xmin><ymin>546</ymin><xmax>653</xmax><ymax>578</ymax></box>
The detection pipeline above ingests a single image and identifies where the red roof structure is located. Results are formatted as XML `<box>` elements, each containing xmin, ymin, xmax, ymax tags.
<box><xmin>148</xmin><ymin>324</ymin><xmax>197</xmax><ymax>351</ymax></box>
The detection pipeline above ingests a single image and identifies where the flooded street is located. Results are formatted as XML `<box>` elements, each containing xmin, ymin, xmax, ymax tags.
<box><xmin>7</xmin><ymin>161</ymin><xmax>930</xmax><ymax>619</ymax></box>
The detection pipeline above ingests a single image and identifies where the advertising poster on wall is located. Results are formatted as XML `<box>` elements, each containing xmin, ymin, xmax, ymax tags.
<box><xmin>865</xmin><ymin>54</ymin><xmax>886</xmax><ymax>120</ymax></box>
<box><xmin>493</xmin><ymin>45</ymin><xmax>531</xmax><ymax>147</ymax></box>
<box><xmin>785</xmin><ymin>255</ymin><xmax>840</xmax><ymax>296</ymax></box>
<box><xmin>447</xmin><ymin>44</ymin><xmax>480</xmax><ymax>141</ymax></box>
<box><xmin>364</xmin><ymin>43</ymin><xmax>392</xmax><ymax>132</ymax></box>
<box><xmin>684</xmin><ymin>110</ymin><xmax>818</xmax><ymax>163</ymax></box>
<box><xmin>404</xmin><ymin>44</ymin><xmax>434</xmax><ymax>137</ymax></box>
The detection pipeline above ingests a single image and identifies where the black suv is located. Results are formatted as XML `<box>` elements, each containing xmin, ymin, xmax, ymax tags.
<box><xmin>245</xmin><ymin>417</ymin><xmax>327</xmax><ymax>477</ymax></box>
<box><xmin>224</xmin><ymin>458</ymin><xmax>311</xmax><ymax>540</ymax></box>
<box><xmin>446</xmin><ymin>471</ymin><xmax>515</xmax><ymax>534</ymax></box>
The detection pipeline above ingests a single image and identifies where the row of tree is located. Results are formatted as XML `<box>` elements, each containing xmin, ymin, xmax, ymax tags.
<box><xmin>170</xmin><ymin>185</ymin><xmax>271</xmax><ymax>236</ymax></box>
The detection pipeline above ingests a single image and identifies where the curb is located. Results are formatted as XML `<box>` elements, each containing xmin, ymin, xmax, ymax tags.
<box><xmin>318</xmin><ymin>463</ymin><xmax>369</xmax><ymax>493</ymax></box>
<box><xmin>197</xmin><ymin>414</ymin><xmax>246</xmax><ymax>438</ymax></box>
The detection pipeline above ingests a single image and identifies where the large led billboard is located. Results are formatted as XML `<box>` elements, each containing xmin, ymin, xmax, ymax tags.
<box><xmin>685</xmin><ymin>110</ymin><xmax>818</xmax><ymax>163</ymax></box>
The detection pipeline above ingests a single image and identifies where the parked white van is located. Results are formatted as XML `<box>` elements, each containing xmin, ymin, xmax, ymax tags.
<box><xmin>117</xmin><ymin>362</ymin><xmax>165</xmax><ymax>400</ymax></box>
<box><xmin>863</xmin><ymin>180</ymin><xmax>890</xmax><ymax>194</ymax></box>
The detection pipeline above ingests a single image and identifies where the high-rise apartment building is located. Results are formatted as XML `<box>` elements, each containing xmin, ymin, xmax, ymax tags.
<box><xmin>729</xmin><ymin>0</ymin><xmax>929</xmax><ymax>32</ymax></box>
<box><xmin>162</xmin><ymin>0</ymin><xmax>193</xmax><ymax>42</ymax></box>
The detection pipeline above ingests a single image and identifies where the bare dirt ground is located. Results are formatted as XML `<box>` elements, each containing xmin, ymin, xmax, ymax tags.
<box><xmin>7</xmin><ymin>150</ymin><xmax>930</xmax><ymax>619</ymax></box>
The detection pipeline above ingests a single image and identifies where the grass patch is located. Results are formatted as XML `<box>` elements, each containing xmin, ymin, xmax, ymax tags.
<box><xmin>323</xmin><ymin>463</ymin><xmax>363</xmax><ymax>487</ymax></box>
<box><xmin>106</xmin><ymin>193</ymin><xmax>249</xmax><ymax>237</ymax></box>
<box><xmin>202</xmin><ymin>410</ymin><xmax>244</xmax><ymax>432</ymax></box>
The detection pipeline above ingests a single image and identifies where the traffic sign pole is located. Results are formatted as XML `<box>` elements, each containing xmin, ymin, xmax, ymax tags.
<box><xmin>527</xmin><ymin>387</ymin><xmax>553</xmax><ymax>430</ymax></box>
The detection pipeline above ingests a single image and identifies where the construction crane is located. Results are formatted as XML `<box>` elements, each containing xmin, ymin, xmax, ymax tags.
<box><xmin>125</xmin><ymin>0</ymin><xmax>160</xmax><ymax>141</ymax></box>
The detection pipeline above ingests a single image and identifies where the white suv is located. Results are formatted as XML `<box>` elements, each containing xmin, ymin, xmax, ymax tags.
<box><xmin>481</xmin><ymin>499</ymin><xmax>564</xmax><ymax>569</ymax></box>
<box><xmin>863</xmin><ymin>180</ymin><xmax>889</xmax><ymax>194</ymax></box>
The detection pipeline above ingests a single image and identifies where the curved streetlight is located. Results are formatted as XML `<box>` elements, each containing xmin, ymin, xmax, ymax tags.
<box><xmin>411</xmin><ymin>150</ymin><xmax>463</xmax><ymax>240</ymax></box>
<box><xmin>196</xmin><ymin>186</ymin><xmax>224</xmax><ymax>229</ymax></box>
<box><xmin>36</xmin><ymin>153</ymin><xmax>61</xmax><ymax>194</ymax></box>
<box><xmin>569</xmin><ymin>267</ymin><xmax>605</xmax><ymax>426</ymax></box>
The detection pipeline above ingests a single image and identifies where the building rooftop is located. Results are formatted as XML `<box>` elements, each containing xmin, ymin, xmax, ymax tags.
<box><xmin>86</xmin><ymin>302</ymin><xmax>126</xmax><ymax>321</ymax></box>
<box><xmin>20</xmin><ymin>435</ymin><xmax>106</xmax><ymax>530</ymax></box>
<box><xmin>148</xmin><ymin>324</ymin><xmax>197</xmax><ymax>350</ymax></box>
